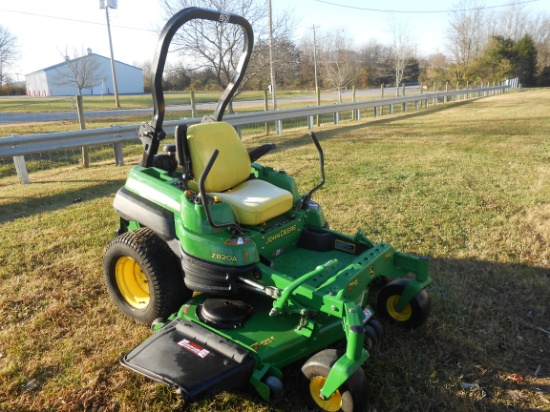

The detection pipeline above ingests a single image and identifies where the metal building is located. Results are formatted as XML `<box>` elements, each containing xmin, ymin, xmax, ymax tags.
<box><xmin>25</xmin><ymin>49</ymin><xmax>143</xmax><ymax>97</ymax></box>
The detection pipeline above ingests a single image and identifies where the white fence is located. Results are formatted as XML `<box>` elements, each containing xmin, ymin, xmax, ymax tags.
<box><xmin>0</xmin><ymin>83</ymin><xmax>515</xmax><ymax>184</ymax></box>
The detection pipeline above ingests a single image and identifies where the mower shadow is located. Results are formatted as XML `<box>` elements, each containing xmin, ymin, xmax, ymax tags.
<box><xmin>0</xmin><ymin>178</ymin><xmax>125</xmax><ymax>225</ymax></box>
<box><xmin>360</xmin><ymin>256</ymin><xmax>550</xmax><ymax>412</ymax></box>
<box><xmin>170</xmin><ymin>256</ymin><xmax>549</xmax><ymax>412</ymax></box>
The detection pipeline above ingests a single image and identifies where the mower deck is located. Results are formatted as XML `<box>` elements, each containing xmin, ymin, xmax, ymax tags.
<box><xmin>121</xmin><ymin>317</ymin><xmax>256</xmax><ymax>402</ymax></box>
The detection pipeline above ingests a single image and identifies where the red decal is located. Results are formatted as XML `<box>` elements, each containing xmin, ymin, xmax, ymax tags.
<box><xmin>177</xmin><ymin>339</ymin><xmax>210</xmax><ymax>358</ymax></box>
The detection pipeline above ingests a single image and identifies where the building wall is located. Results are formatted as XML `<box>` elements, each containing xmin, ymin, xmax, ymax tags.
<box><xmin>25</xmin><ymin>71</ymin><xmax>50</xmax><ymax>97</ymax></box>
<box><xmin>25</xmin><ymin>55</ymin><xmax>144</xmax><ymax>97</ymax></box>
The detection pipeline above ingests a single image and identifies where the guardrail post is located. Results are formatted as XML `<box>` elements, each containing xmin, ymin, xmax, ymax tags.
<box><xmin>334</xmin><ymin>106</ymin><xmax>339</xmax><ymax>125</ymax></box>
<box><xmin>276</xmin><ymin>119</ymin><xmax>282</xmax><ymax>135</ymax></box>
<box><xmin>113</xmin><ymin>142</ymin><xmax>124</xmax><ymax>166</ymax></box>
<box><xmin>13</xmin><ymin>155</ymin><xmax>30</xmax><ymax>184</ymax></box>
<box><xmin>444</xmin><ymin>82</ymin><xmax>449</xmax><ymax>103</ymax></box>
<box><xmin>308</xmin><ymin>115</ymin><xmax>314</xmax><ymax>129</ymax></box>
<box><xmin>389</xmin><ymin>104</ymin><xmax>394</xmax><ymax>114</ymax></box>
<box><xmin>76</xmin><ymin>95</ymin><xmax>90</xmax><ymax>168</ymax></box>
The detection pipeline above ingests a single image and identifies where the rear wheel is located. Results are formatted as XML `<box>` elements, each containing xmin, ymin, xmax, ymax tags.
<box><xmin>376</xmin><ymin>279</ymin><xmax>430</xmax><ymax>329</ymax></box>
<box><xmin>300</xmin><ymin>349</ymin><xmax>368</xmax><ymax>412</ymax></box>
<box><xmin>103</xmin><ymin>227</ymin><xmax>191</xmax><ymax>324</ymax></box>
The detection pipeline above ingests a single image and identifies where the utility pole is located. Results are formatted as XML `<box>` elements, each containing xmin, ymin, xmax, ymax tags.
<box><xmin>101</xmin><ymin>0</ymin><xmax>120</xmax><ymax>108</ymax></box>
<box><xmin>268</xmin><ymin>0</ymin><xmax>277</xmax><ymax>111</ymax></box>
<box><xmin>312</xmin><ymin>25</ymin><xmax>320</xmax><ymax>127</ymax></box>
<box><xmin>312</xmin><ymin>25</ymin><xmax>319</xmax><ymax>92</ymax></box>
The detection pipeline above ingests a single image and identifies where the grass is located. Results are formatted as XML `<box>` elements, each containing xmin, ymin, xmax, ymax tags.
<box><xmin>0</xmin><ymin>90</ymin><xmax>330</xmax><ymax>114</ymax></box>
<box><xmin>1</xmin><ymin>89</ymin><xmax>549</xmax><ymax>411</ymax></box>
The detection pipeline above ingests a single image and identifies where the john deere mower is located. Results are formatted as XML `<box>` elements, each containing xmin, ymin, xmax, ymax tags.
<box><xmin>103</xmin><ymin>7</ymin><xmax>432</xmax><ymax>411</ymax></box>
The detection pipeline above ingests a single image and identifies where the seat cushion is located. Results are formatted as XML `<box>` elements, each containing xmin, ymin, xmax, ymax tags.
<box><xmin>212</xmin><ymin>179</ymin><xmax>293</xmax><ymax>225</ymax></box>
<box><xmin>187</xmin><ymin>122</ymin><xmax>251</xmax><ymax>193</ymax></box>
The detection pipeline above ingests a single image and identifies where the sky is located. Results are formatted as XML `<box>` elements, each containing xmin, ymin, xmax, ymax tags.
<box><xmin>1</xmin><ymin>0</ymin><xmax>549</xmax><ymax>79</ymax></box>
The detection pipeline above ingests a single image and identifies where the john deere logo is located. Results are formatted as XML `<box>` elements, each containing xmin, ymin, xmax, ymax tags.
<box><xmin>266</xmin><ymin>225</ymin><xmax>297</xmax><ymax>244</ymax></box>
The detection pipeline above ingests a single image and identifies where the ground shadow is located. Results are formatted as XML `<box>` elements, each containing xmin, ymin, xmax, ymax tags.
<box><xmin>0</xmin><ymin>178</ymin><xmax>125</xmax><ymax>225</ymax></box>
<box><xmin>131</xmin><ymin>257</ymin><xmax>550</xmax><ymax>412</ymax></box>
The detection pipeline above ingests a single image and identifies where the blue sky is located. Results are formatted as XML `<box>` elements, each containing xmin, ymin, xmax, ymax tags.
<box><xmin>0</xmin><ymin>0</ymin><xmax>548</xmax><ymax>77</ymax></box>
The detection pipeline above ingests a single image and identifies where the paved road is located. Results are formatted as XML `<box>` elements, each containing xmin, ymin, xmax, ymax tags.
<box><xmin>0</xmin><ymin>87</ymin><xmax>414</xmax><ymax>125</ymax></box>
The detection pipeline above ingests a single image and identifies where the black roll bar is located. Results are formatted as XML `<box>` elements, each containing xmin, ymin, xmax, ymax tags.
<box><xmin>141</xmin><ymin>7</ymin><xmax>254</xmax><ymax>167</ymax></box>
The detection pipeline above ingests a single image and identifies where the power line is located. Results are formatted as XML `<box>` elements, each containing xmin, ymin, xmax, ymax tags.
<box><xmin>0</xmin><ymin>7</ymin><xmax>155</xmax><ymax>32</ymax></box>
<box><xmin>313</xmin><ymin>0</ymin><xmax>541</xmax><ymax>14</ymax></box>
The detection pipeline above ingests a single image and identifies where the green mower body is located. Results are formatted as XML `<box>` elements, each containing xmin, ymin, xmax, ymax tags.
<box><xmin>103</xmin><ymin>7</ymin><xmax>432</xmax><ymax>411</ymax></box>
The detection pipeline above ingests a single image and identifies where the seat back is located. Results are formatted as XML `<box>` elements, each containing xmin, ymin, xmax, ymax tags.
<box><xmin>187</xmin><ymin>122</ymin><xmax>251</xmax><ymax>193</ymax></box>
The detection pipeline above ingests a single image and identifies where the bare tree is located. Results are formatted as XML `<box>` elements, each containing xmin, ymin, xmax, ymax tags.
<box><xmin>358</xmin><ymin>40</ymin><xmax>394</xmax><ymax>86</ymax></box>
<box><xmin>493</xmin><ymin>1</ymin><xmax>530</xmax><ymax>41</ymax></box>
<box><xmin>51</xmin><ymin>48</ymin><xmax>103</xmax><ymax>95</ymax></box>
<box><xmin>0</xmin><ymin>25</ymin><xmax>19</xmax><ymax>86</ymax></box>
<box><xmin>389</xmin><ymin>16</ymin><xmax>414</xmax><ymax>95</ymax></box>
<box><xmin>318</xmin><ymin>28</ymin><xmax>358</xmax><ymax>102</ymax></box>
<box><xmin>446</xmin><ymin>0</ymin><xmax>489</xmax><ymax>82</ymax></box>
<box><xmin>139</xmin><ymin>59</ymin><xmax>154</xmax><ymax>92</ymax></box>
<box><xmin>529</xmin><ymin>13</ymin><xmax>550</xmax><ymax>74</ymax></box>
<box><xmin>159</xmin><ymin>0</ymin><xmax>295</xmax><ymax>98</ymax></box>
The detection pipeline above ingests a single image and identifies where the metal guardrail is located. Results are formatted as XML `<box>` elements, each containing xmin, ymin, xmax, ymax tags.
<box><xmin>0</xmin><ymin>84</ymin><xmax>513</xmax><ymax>183</ymax></box>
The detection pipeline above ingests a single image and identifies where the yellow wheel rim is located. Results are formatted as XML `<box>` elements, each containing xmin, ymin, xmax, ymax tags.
<box><xmin>309</xmin><ymin>376</ymin><xmax>342</xmax><ymax>412</ymax></box>
<box><xmin>115</xmin><ymin>256</ymin><xmax>150</xmax><ymax>309</ymax></box>
<box><xmin>386</xmin><ymin>295</ymin><xmax>412</xmax><ymax>322</ymax></box>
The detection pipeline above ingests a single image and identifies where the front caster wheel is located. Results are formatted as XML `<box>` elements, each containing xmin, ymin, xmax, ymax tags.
<box><xmin>300</xmin><ymin>349</ymin><xmax>368</xmax><ymax>412</ymax></box>
<box><xmin>376</xmin><ymin>279</ymin><xmax>430</xmax><ymax>329</ymax></box>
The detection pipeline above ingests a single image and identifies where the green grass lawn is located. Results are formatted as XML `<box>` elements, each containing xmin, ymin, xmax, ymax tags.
<box><xmin>0</xmin><ymin>90</ymin><xmax>323</xmax><ymax>113</ymax></box>
<box><xmin>0</xmin><ymin>89</ymin><xmax>549</xmax><ymax>411</ymax></box>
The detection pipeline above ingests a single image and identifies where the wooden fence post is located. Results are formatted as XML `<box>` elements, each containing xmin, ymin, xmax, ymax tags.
<box><xmin>351</xmin><ymin>86</ymin><xmax>356</xmax><ymax>121</ymax></box>
<box><xmin>76</xmin><ymin>95</ymin><xmax>90</xmax><ymax>168</ymax></box>
<box><xmin>264</xmin><ymin>88</ymin><xmax>269</xmax><ymax>135</ymax></box>
<box><xmin>190</xmin><ymin>90</ymin><xmax>197</xmax><ymax>118</ymax></box>
<box><xmin>379</xmin><ymin>84</ymin><xmax>384</xmax><ymax>116</ymax></box>
<box><xmin>316</xmin><ymin>87</ymin><xmax>321</xmax><ymax>127</ymax></box>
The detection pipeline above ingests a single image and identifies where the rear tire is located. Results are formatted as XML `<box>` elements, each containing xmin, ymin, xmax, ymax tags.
<box><xmin>103</xmin><ymin>227</ymin><xmax>192</xmax><ymax>325</ymax></box>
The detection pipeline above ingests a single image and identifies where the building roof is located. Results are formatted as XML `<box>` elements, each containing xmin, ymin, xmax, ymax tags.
<box><xmin>25</xmin><ymin>52</ymin><xmax>142</xmax><ymax>76</ymax></box>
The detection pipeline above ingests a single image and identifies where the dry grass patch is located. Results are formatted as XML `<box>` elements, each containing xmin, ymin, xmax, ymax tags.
<box><xmin>1</xmin><ymin>89</ymin><xmax>549</xmax><ymax>411</ymax></box>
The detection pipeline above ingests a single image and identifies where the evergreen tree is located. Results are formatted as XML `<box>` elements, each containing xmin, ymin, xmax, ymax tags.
<box><xmin>514</xmin><ymin>34</ymin><xmax>537</xmax><ymax>86</ymax></box>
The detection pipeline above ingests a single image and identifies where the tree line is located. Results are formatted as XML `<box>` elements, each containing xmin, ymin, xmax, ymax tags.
<box><xmin>146</xmin><ymin>0</ymin><xmax>548</xmax><ymax>95</ymax></box>
<box><xmin>1</xmin><ymin>0</ymin><xmax>549</xmax><ymax>96</ymax></box>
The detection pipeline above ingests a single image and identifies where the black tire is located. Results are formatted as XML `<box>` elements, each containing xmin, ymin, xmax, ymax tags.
<box><xmin>103</xmin><ymin>227</ymin><xmax>192</xmax><ymax>325</ymax></box>
<box><xmin>264</xmin><ymin>375</ymin><xmax>284</xmax><ymax>400</ymax></box>
<box><xmin>300</xmin><ymin>349</ymin><xmax>368</xmax><ymax>412</ymax></box>
<box><xmin>366</xmin><ymin>318</ymin><xmax>382</xmax><ymax>340</ymax></box>
<box><xmin>376</xmin><ymin>279</ymin><xmax>430</xmax><ymax>329</ymax></box>
<box><xmin>363</xmin><ymin>325</ymin><xmax>378</xmax><ymax>352</ymax></box>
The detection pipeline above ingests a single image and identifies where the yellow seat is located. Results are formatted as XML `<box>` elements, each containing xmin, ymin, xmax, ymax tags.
<box><xmin>187</xmin><ymin>122</ymin><xmax>293</xmax><ymax>225</ymax></box>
